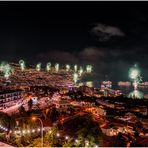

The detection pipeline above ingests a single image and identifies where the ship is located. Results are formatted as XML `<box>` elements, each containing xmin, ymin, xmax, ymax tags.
<box><xmin>101</xmin><ymin>81</ymin><xmax>112</xmax><ymax>88</ymax></box>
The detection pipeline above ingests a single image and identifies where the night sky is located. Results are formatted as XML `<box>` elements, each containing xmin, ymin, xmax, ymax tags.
<box><xmin>0</xmin><ymin>2</ymin><xmax>148</xmax><ymax>82</ymax></box>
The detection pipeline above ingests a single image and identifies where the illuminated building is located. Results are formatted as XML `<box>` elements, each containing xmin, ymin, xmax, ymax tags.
<box><xmin>118</xmin><ymin>81</ymin><xmax>131</xmax><ymax>86</ymax></box>
<box><xmin>0</xmin><ymin>90</ymin><xmax>23</xmax><ymax>110</ymax></box>
<box><xmin>85</xmin><ymin>106</ymin><xmax>106</xmax><ymax>116</ymax></box>
<box><xmin>50</xmin><ymin>94</ymin><xmax>71</xmax><ymax>111</ymax></box>
<box><xmin>101</xmin><ymin>81</ymin><xmax>112</xmax><ymax>88</ymax></box>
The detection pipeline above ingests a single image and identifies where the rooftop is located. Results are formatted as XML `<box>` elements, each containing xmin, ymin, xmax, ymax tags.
<box><xmin>0</xmin><ymin>89</ymin><xmax>23</xmax><ymax>95</ymax></box>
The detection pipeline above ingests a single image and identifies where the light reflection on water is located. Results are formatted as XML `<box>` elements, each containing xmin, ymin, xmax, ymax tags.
<box><xmin>128</xmin><ymin>90</ymin><xmax>144</xmax><ymax>99</ymax></box>
<box><xmin>80</xmin><ymin>81</ymin><xmax>148</xmax><ymax>97</ymax></box>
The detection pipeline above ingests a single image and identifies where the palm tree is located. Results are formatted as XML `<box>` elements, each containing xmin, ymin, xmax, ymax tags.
<box><xmin>0</xmin><ymin>112</ymin><xmax>10</xmax><ymax>129</ymax></box>
<box><xmin>45</xmin><ymin>126</ymin><xmax>59</xmax><ymax>146</ymax></box>
<box><xmin>28</xmin><ymin>99</ymin><xmax>33</xmax><ymax>110</ymax></box>
<box><xmin>19</xmin><ymin>105</ymin><xmax>26</xmax><ymax>115</ymax></box>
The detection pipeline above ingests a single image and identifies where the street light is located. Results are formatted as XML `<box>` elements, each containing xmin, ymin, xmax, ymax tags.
<box><xmin>56</xmin><ymin>132</ymin><xmax>60</xmax><ymax>137</ymax></box>
<box><xmin>75</xmin><ymin>139</ymin><xmax>78</xmax><ymax>143</ymax></box>
<box><xmin>15</xmin><ymin>116</ymin><xmax>44</xmax><ymax>147</ymax></box>
<box><xmin>65</xmin><ymin>135</ymin><xmax>69</xmax><ymax>140</ymax></box>
<box><xmin>32</xmin><ymin>117</ymin><xmax>43</xmax><ymax>148</ymax></box>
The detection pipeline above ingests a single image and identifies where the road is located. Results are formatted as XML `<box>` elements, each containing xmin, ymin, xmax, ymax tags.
<box><xmin>62</xmin><ymin>111</ymin><xmax>86</xmax><ymax>123</ymax></box>
<box><xmin>1</xmin><ymin>97</ymin><xmax>49</xmax><ymax>115</ymax></box>
<box><xmin>2</xmin><ymin>103</ymin><xmax>23</xmax><ymax>115</ymax></box>
<box><xmin>0</xmin><ymin>141</ymin><xmax>15</xmax><ymax>147</ymax></box>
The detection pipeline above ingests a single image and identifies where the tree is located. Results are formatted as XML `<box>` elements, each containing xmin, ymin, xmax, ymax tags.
<box><xmin>76</xmin><ymin>119</ymin><xmax>103</xmax><ymax>147</ymax></box>
<box><xmin>48</xmin><ymin>107</ymin><xmax>59</xmax><ymax>122</ymax></box>
<box><xmin>29</xmin><ymin>137</ymin><xmax>41</xmax><ymax>147</ymax></box>
<box><xmin>63</xmin><ymin>137</ymin><xmax>75</xmax><ymax>147</ymax></box>
<box><xmin>0</xmin><ymin>112</ymin><xmax>10</xmax><ymax>129</ymax></box>
<box><xmin>133</xmin><ymin>121</ymin><xmax>143</xmax><ymax>133</ymax></box>
<box><xmin>28</xmin><ymin>99</ymin><xmax>33</xmax><ymax>110</ymax></box>
<box><xmin>44</xmin><ymin>126</ymin><xmax>59</xmax><ymax>147</ymax></box>
<box><xmin>114</xmin><ymin>132</ymin><xmax>128</xmax><ymax>147</ymax></box>
<box><xmin>19</xmin><ymin>105</ymin><xmax>26</xmax><ymax>115</ymax></box>
<box><xmin>61</xmin><ymin>114</ymin><xmax>103</xmax><ymax>147</ymax></box>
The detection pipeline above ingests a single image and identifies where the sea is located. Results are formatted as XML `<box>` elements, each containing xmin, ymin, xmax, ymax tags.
<box><xmin>79</xmin><ymin>81</ymin><xmax>148</xmax><ymax>96</ymax></box>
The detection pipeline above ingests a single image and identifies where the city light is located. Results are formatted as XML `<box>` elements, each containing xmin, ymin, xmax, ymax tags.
<box><xmin>75</xmin><ymin>139</ymin><xmax>78</xmax><ymax>143</ymax></box>
<box><xmin>85</xmin><ymin>140</ymin><xmax>89</xmax><ymax>146</ymax></box>
<box><xmin>32</xmin><ymin>117</ymin><xmax>36</xmax><ymax>121</ymax></box>
<box><xmin>0</xmin><ymin>125</ymin><xmax>8</xmax><ymax>132</ymax></box>
<box><xmin>27</xmin><ymin>130</ymin><xmax>30</xmax><ymax>133</ymax></box>
<box><xmin>65</xmin><ymin>135</ymin><xmax>69</xmax><ymax>140</ymax></box>
<box><xmin>56</xmin><ymin>133</ymin><xmax>60</xmax><ymax>137</ymax></box>
<box><xmin>22</xmin><ymin>130</ymin><xmax>26</xmax><ymax>134</ymax></box>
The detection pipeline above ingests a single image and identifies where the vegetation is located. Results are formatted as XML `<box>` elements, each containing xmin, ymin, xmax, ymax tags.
<box><xmin>29</xmin><ymin>114</ymin><xmax>103</xmax><ymax>147</ymax></box>
<box><xmin>28</xmin><ymin>99</ymin><xmax>33</xmax><ymax>110</ymax></box>
<box><xmin>0</xmin><ymin>112</ymin><xmax>10</xmax><ymax>129</ymax></box>
<box><xmin>19</xmin><ymin>105</ymin><xmax>26</xmax><ymax>115</ymax></box>
<box><xmin>46</xmin><ymin>106</ymin><xmax>60</xmax><ymax>122</ymax></box>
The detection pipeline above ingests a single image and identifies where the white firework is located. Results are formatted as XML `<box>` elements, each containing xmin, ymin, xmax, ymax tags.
<box><xmin>19</xmin><ymin>60</ymin><xmax>25</xmax><ymax>71</ymax></box>
<box><xmin>55</xmin><ymin>63</ymin><xmax>59</xmax><ymax>72</ymax></box>
<box><xmin>79</xmin><ymin>66</ymin><xmax>83</xmax><ymax>76</ymax></box>
<box><xmin>46</xmin><ymin>62</ymin><xmax>51</xmax><ymax>72</ymax></box>
<box><xmin>74</xmin><ymin>65</ymin><xmax>77</xmax><ymax>72</ymax></box>
<box><xmin>86</xmin><ymin>65</ymin><xmax>92</xmax><ymax>73</ymax></box>
<box><xmin>73</xmin><ymin>73</ymin><xmax>78</xmax><ymax>84</ymax></box>
<box><xmin>3</xmin><ymin>63</ymin><xmax>12</xmax><ymax>79</ymax></box>
<box><xmin>36</xmin><ymin>63</ymin><xmax>41</xmax><ymax>71</ymax></box>
<box><xmin>66</xmin><ymin>64</ymin><xmax>70</xmax><ymax>72</ymax></box>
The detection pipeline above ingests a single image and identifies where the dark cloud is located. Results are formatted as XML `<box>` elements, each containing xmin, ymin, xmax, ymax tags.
<box><xmin>91</xmin><ymin>23</ymin><xmax>125</xmax><ymax>42</ymax></box>
<box><xmin>37</xmin><ymin>50</ymin><xmax>78</xmax><ymax>64</ymax></box>
<box><xmin>37</xmin><ymin>47</ymin><xmax>105</xmax><ymax>65</ymax></box>
<box><xmin>78</xmin><ymin>47</ymin><xmax>105</xmax><ymax>63</ymax></box>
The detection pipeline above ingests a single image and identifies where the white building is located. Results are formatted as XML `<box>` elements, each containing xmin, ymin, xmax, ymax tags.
<box><xmin>0</xmin><ymin>90</ymin><xmax>23</xmax><ymax>110</ymax></box>
<box><xmin>50</xmin><ymin>95</ymin><xmax>71</xmax><ymax>111</ymax></box>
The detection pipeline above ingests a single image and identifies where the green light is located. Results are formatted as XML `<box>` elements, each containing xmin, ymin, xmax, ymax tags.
<box><xmin>130</xmin><ymin>69</ymin><xmax>139</xmax><ymax>79</ymax></box>
<box><xmin>128</xmin><ymin>90</ymin><xmax>144</xmax><ymax>99</ymax></box>
<box><xmin>73</xmin><ymin>73</ymin><xmax>78</xmax><ymax>83</ymax></box>
<box><xmin>129</xmin><ymin>65</ymin><xmax>140</xmax><ymax>80</ymax></box>
<box><xmin>19</xmin><ymin>59</ymin><xmax>25</xmax><ymax>71</ymax></box>
<box><xmin>36</xmin><ymin>63</ymin><xmax>41</xmax><ymax>71</ymax></box>
<box><xmin>55</xmin><ymin>63</ymin><xmax>59</xmax><ymax>72</ymax></box>
<box><xmin>46</xmin><ymin>62</ymin><xmax>51</xmax><ymax>71</ymax></box>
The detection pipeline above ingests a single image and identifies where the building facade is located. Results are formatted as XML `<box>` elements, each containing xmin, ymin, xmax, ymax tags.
<box><xmin>0</xmin><ymin>90</ymin><xmax>23</xmax><ymax>110</ymax></box>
